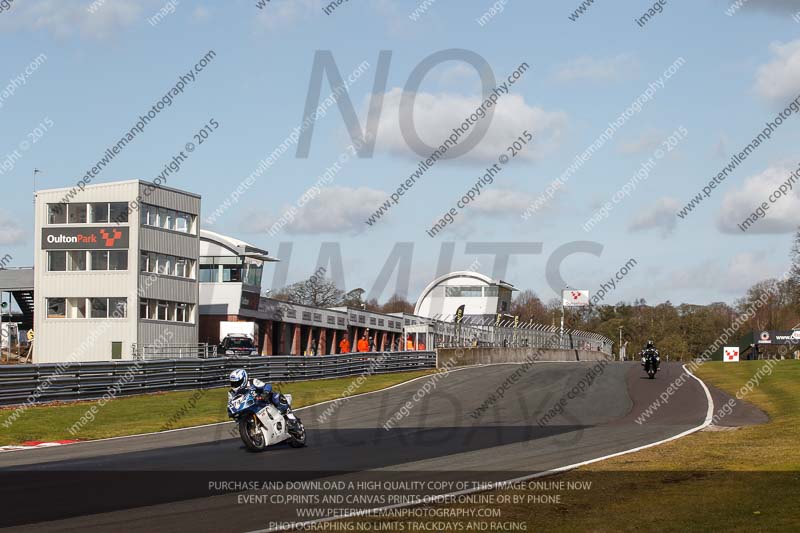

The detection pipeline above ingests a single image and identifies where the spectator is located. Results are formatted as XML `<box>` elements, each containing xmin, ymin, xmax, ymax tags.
<box><xmin>339</xmin><ymin>333</ymin><xmax>351</xmax><ymax>354</ymax></box>
<box><xmin>406</xmin><ymin>335</ymin><xmax>415</xmax><ymax>350</ymax></box>
<box><xmin>357</xmin><ymin>333</ymin><xmax>370</xmax><ymax>352</ymax></box>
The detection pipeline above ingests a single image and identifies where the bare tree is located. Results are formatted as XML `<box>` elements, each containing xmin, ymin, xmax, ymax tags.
<box><xmin>275</xmin><ymin>268</ymin><xmax>344</xmax><ymax>307</ymax></box>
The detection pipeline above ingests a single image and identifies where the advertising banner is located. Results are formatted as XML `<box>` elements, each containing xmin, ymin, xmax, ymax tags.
<box><xmin>562</xmin><ymin>289</ymin><xmax>590</xmax><ymax>307</ymax></box>
<box><xmin>723</xmin><ymin>346</ymin><xmax>740</xmax><ymax>362</ymax></box>
<box><xmin>756</xmin><ymin>330</ymin><xmax>800</xmax><ymax>344</ymax></box>
<box><xmin>41</xmin><ymin>227</ymin><xmax>129</xmax><ymax>250</ymax></box>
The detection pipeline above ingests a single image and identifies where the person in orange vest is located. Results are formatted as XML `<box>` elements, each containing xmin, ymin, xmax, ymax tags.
<box><xmin>418</xmin><ymin>340</ymin><xmax>426</xmax><ymax>350</ymax></box>
<box><xmin>406</xmin><ymin>335</ymin><xmax>415</xmax><ymax>351</ymax></box>
<box><xmin>338</xmin><ymin>333</ymin><xmax>351</xmax><ymax>354</ymax></box>
<box><xmin>357</xmin><ymin>333</ymin><xmax>370</xmax><ymax>352</ymax></box>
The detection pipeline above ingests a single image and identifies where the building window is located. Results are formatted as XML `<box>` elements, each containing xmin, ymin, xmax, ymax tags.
<box><xmin>90</xmin><ymin>297</ymin><xmax>109</xmax><ymax>318</ymax></box>
<box><xmin>222</xmin><ymin>265</ymin><xmax>242</xmax><ymax>282</ymax></box>
<box><xmin>302</xmin><ymin>311</ymin><xmax>312</xmax><ymax>321</ymax></box>
<box><xmin>109</xmin><ymin>298</ymin><xmax>127</xmax><ymax>318</ymax></box>
<box><xmin>199</xmin><ymin>264</ymin><xmax>218</xmax><ymax>282</ymax></box>
<box><xmin>313</xmin><ymin>313</ymin><xmax>322</xmax><ymax>322</ymax></box>
<box><xmin>358</xmin><ymin>316</ymin><xmax>365</xmax><ymax>324</ymax></box>
<box><xmin>175</xmin><ymin>303</ymin><xmax>188</xmax><ymax>322</ymax></box>
<box><xmin>337</xmin><ymin>317</ymin><xmax>345</xmax><ymax>326</ymax></box>
<box><xmin>68</xmin><ymin>203</ymin><xmax>88</xmax><ymax>224</ymax></box>
<box><xmin>68</xmin><ymin>250</ymin><xmax>87</xmax><ymax>271</ymax></box>
<box><xmin>175</xmin><ymin>213</ymin><xmax>190</xmax><ymax>233</ymax></box>
<box><xmin>90</xmin><ymin>203</ymin><xmax>109</xmax><ymax>223</ymax></box>
<box><xmin>48</xmin><ymin>251</ymin><xmax>67</xmax><ymax>271</ymax></box>
<box><xmin>109</xmin><ymin>250</ymin><xmax>127</xmax><ymax>271</ymax></box>
<box><xmin>91</xmin><ymin>250</ymin><xmax>109</xmax><ymax>271</ymax></box>
<box><xmin>445</xmin><ymin>286</ymin><xmax>483</xmax><ymax>297</ymax></box>
<box><xmin>244</xmin><ymin>264</ymin><xmax>263</xmax><ymax>286</ymax></box>
<box><xmin>156</xmin><ymin>254</ymin><xmax>170</xmax><ymax>275</ymax></box>
<box><xmin>46</xmin><ymin>298</ymin><xmax>66</xmax><ymax>318</ymax></box>
<box><xmin>174</xmin><ymin>258</ymin><xmax>187</xmax><ymax>278</ymax></box>
<box><xmin>48</xmin><ymin>204</ymin><xmax>67</xmax><ymax>224</ymax></box>
<box><xmin>483</xmin><ymin>286</ymin><xmax>499</xmax><ymax>297</ymax></box>
<box><xmin>141</xmin><ymin>205</ymin><xmax>156</xmax><ymax>226</ymax></box>
<box><xmin>140</xmin><ymin>204</ymin><xmax>195</xmax><ymax>234</ymax></box>
<box><xmin>109</xmin><ymin>202</ymin><xmax>128</xmax><ymax>223</ymax></box>
<box><xmin>140</xmin><ymin>252</ymin><xmax>192</xmax><ymax>278</ymax></box>
<box><xmin>327</xmin><ymin>316</ymin><xmax>335</xmax><ymax>325</ymax></box>
<box><xmin>159</xmin><ymin>208</ymin><xmax>173</xmax><ymax>231</ymax></box>
<box><xmin>140</xmin><ymin>298</ymin><xmax>193</xmax><ymax>323</ymax></box>
<box><xmin>370</xmin><ymin>317</ymin><xmax>376</xmax><ymax>325</ymax></box>
<box><xmin>378</xmin><ymin>319</ymin><xmax>384</xmax><ymax>326</ymax></box>
<box><xmin>156</xmin><ymin>301</ymin><xmax>168</xmax><ymax>321</ymax></box>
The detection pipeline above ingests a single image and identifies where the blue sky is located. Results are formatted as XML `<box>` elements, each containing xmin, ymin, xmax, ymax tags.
<box><xmin>2</xmin><ymin>0</ymin><xmax>800</xmax><ymax>306</ymax></box>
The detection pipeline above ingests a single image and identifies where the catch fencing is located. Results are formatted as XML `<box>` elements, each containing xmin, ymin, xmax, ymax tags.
<box><xmin>433</xmin><ymin>321</ymin><xmax>613</xmax><ymax>354</ymax></box>
<box><xmin>0</xmin><ymin>351</ymin><xmax>436</xmax><ymax>406</ymax></box>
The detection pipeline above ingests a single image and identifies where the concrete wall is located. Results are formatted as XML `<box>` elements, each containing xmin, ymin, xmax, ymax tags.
<box><xmin>438</xmin><ymin>346</ymin><xmax>611</xmax><ymax>367</ymax></box>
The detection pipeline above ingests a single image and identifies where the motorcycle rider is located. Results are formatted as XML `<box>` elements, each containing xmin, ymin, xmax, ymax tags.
<box><xmin>229</xmin><ymin>369</ymin><xmax>290</xmax><ymax>416</ymax></box>
<box><xmin>639</xmin><ymin>340</ymin><xmax>660</xmax><ymax>370</ymax></box>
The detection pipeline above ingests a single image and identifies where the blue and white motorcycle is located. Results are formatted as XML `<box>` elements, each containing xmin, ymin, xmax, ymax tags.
<box><xmin>227</xmin><ymin>369</ymin><xmax>306</xmax><ymax>451</ymax></box>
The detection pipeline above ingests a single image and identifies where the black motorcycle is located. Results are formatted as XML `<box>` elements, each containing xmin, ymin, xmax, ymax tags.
<box><xmin>643</xmin><ymin>351</ymin><xmax>660</xmax><ymax>379</ymax></box>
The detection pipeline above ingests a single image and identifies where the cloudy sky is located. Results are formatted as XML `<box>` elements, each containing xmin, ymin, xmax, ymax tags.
<box><xmin>1</xmin><ymin>0</ymin><xmax>800</xmax><ymax>305</ymax></box>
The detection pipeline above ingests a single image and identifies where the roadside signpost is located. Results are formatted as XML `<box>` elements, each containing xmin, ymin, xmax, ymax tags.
<box><xmin>723</xmin><ymin>346</ymin><xmax>740</xmax><ymax>362</ymax></box>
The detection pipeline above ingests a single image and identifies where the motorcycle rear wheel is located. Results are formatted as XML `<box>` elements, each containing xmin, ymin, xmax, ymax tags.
<box><xmin>239</xmin><ymin>415</ymin><xmax>267</xmax><ymax>452</ymax></box>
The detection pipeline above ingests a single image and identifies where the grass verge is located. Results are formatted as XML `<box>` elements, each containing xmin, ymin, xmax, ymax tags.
<box><xmin>345</xmin><ymin>361</ymin><xmax>800</xmax><ymax>532</ymax></box>
<box><xmin>0</xmin><ymin>369</ymin><xmax>434</xmax><ymax>445</ymax></box>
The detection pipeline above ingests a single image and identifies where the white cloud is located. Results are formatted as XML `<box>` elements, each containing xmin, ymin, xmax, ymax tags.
<box><xmin>254</xmin><ymin>0</ymin><xmax>322</xmax><ymax>30</ymax></box>
<box><xmin>660</xmin><ymin>251</ymin><xmax>780</xmax><ymax>295</ymax></box>
<box><xmin>628</xmin><ymin>197</ymin><xmax>680</xmax><ymax>237</ymax></box>
<box><xmin>616</xmin><ymin>129</ymin><xmax>662</xmax><ymax>156</ymax></box>
<box><xmin>722</xmin><ymin>0</ymin><xmax>800</xmax><ymax>15</ymax></box>
<box><xmin>243</xmin><ymin>186</ymin><xmax>389</xmax><ymax>236</ymax></box>
<box><xmin>372</xmin><ymin>88</ymin><xmax>567</xmax><ymax>162</ymax></box>
<box><xmin>470</xmin><ymin>189</ymin><xmax>539</xmax><ymax>215</ymax></box>
<box><xmin>716</xmin><ymin>163</ymin><xmax>800</xmax><ymax>234</ymax></box>
<box><xmin>551</xmin><ymin>54</ymin><xmax>638</xmax><ymax>84</ymax></box>
<box><xmin>0</xmin><ymin>213</ymin><xmax>26</xmax><ymax>245</ymax></box>
<box><xmin>191</xmin><ymin>6</ymin><xmax>210</xmax><ymax>22</ymax></box>
<box><xmin>754</xmin><ymin>39</ymin><xmax>800</xmax><ymax>105</ymax></box>
<box><xmin>0</xmin><ymin>0</ymin><xmax>144</xmax><ymax>39</ymax></box>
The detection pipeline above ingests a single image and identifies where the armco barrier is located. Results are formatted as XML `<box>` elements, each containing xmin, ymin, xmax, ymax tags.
<box><xmin>439</xmin><ymin>347</ymin><xmax>610</xmax><ymax>367</ymax></box>
<box><xmin>0</xmin><ymin>351</ymin><xmax>436</xmax><ymax>406</ymax></box>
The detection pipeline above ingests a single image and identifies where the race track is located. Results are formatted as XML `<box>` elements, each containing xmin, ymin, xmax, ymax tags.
<box><xmin>0</xmin><ymin>362</ymin><xmax>711</xmax><ymax>532</ymax></box>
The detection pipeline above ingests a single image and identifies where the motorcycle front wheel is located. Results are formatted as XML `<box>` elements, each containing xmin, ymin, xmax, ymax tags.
<box><xmin>288</xmin><ymin>419</ymin><xmax>306</xmax><ymax>448</ymax></box>
<box><xmin>239</xmin><ymin>415</ymin><xmax>267</xmax><ymax>452</ymax></box>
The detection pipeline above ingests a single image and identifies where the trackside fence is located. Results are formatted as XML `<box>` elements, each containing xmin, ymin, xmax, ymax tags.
<box><xmin>0</xmin><ymin>351</ymin><xmax>436</xmax><ymax>406</ymax></box>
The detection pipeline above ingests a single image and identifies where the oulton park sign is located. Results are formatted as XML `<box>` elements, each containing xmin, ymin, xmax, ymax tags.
<box><xmin>41</xmin><ymin>227</ymin><xmax>129</xmax><ymax>250</ymax></box>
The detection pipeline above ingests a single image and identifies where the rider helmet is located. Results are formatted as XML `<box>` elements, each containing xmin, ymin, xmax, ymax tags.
<box><xmin>229</xmin><ymin>368</ymin><xmax>248</xmax><ymax>389</ymax></box>
<box><xmin>646</xmin><ymin>340</ymin><xmax>654</xmax><ymax>349</ymax></box>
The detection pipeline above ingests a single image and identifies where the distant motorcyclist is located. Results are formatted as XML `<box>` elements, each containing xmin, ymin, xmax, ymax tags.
<box><xmin>229</xmin><ymin>369</ymin><xmax>289</xmax><ymax>415</ymax></box>
<box><xmin>639</xmin><ymin>340</ymin><xmax>660</xmax><ymax>371</ymax></box>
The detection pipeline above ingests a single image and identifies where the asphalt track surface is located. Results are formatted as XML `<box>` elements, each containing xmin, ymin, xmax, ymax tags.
<box><xmin>0</xmin><ymin>362</ymin><xmax>712</xmax><ymax>532</ymax></box>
